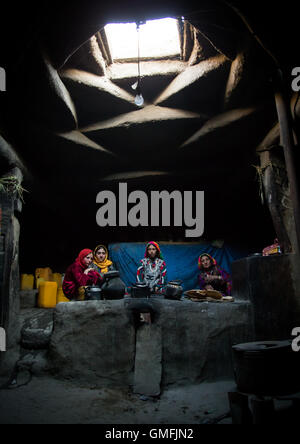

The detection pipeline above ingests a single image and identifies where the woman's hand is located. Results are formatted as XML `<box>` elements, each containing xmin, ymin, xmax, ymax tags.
<box><xmin>205</xmin><ymin>275</ymin><xmax>222</xmax><ymax>283</ymax></box>
<box><xmin>205</xmin><ymin>285</ymin><xmax>214</xmax><ymax>291</ymax></box>
<box><xmin>84</xmin><ymin>268</ymin><xmax>94</xmax><ymax>275</ymax></box>
<box><xmin>205</xmin><ymin>275</ymin><xmax>215</xmax><ymax>282</ymax></box>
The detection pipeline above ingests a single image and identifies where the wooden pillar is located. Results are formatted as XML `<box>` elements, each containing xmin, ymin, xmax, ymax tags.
<box><xmin>274</xmin><ymin>70</ymin><xmax>300</xmax><ymax>254</ymax></box>
<box><xmin>0</xmin><ymin>167</ymin><xmax>23</xmax><ymax>375</ymax></box>
<box><xmin>228</xmin><ymin>391</ymin><xmax>253</xmax><ymax>424</ymax></box>
<box><xmin>250</xmin><ymin>396</ymin><xmax>275</xmax><ymax>424</ymax></box>
<box><xmin>258</xmin><ymin>149</ymin><xmax>293</xmax><ymax>253</ymax></box>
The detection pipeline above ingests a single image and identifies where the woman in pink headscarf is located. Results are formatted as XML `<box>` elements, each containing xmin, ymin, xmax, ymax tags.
<box><xmin>136</xmin><ymin>241</ymin><xmax>167</xmax><ymax>294</ymax></box>
<box><xmin>198</xmin><ymin>253</ymin><xmax>232</xmax><ymax>296</ymax></box>
<box><xmin>63</xmin><ymin>249</ymin><xmax>103</xmax><ymax>300</ymax></box>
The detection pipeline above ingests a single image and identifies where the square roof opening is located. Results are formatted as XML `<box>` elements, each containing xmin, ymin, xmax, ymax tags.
<box><xmin>104</xmin><ymin>18</ymin><xmax>181</xmax><ymax>62</ymax></box>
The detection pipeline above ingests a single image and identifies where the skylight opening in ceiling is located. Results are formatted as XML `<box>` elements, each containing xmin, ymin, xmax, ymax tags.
<box><xmin>104</xmin><ymin>18</ymin><xmax>181</xmax><ymax>62</ymax></box>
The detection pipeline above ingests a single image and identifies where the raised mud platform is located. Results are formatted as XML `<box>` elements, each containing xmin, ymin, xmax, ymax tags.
<box><xmin>48</xmin><ymin>298</ymin><xmax>254</xmax><ymax>390</ymax></box>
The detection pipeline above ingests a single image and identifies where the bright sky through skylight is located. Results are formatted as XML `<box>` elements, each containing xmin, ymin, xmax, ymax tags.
<box><xmin>105</xmin><ymin>18</ymin><xmax>181</xmax><ymax>61</ymax></box>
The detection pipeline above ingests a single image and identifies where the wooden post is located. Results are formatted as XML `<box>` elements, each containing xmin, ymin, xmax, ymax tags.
<box><xmin>274</xmin><ymin>70</ymin><xmax>300</xmax><ymax>254</ymax></box>
<box><xmin>259</xmin><ymin>150</ymin><xmax>293</xmax><ymax>253</ymax></box>
<box><xmin>228</xmin><ymin>391</ymin><xmax>253</xmax><ymax>424</ymax></box>
<box><xmin>250</xmin><ymin>396</ymin><xmax>275</xmax><ymax>424</ymax></box>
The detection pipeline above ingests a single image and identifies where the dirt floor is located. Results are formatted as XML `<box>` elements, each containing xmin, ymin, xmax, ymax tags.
<box><xmin>0</xmin><ymin>374</ymin><xmax>234</xmax><ymax>424</ymax></box>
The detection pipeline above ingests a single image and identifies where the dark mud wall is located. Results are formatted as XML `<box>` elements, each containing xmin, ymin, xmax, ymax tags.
<box><xmin>0</xmin><ymin>169</ymin><xmax>23</xmax><ymax>377</ymax></box>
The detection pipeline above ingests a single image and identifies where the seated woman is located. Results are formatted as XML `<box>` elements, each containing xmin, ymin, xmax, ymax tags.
<box><xmin>137</xmin><ymin>241</ymin><xmax>167</xmax><ymax>294</ymax></box>
<box><xmin>92</xmin><ymin>245</ymin><xmax>115</xmax><ymax>277</ymax></box>
<box><xmin>63</xmin><ymin>249</ymin><xmax>103</xmax><ymax>300</ymax></box>
<box><xmin>198</xmin><ymin>253</ymin><xmax>232</xmax><ymax>296</ymax></box>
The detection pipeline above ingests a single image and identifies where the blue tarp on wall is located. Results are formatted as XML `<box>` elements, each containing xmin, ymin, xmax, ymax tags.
<box><xmin>109</xmin><ymin>242</ymin><xmax>249</xmax><ymax>291</ymax></box>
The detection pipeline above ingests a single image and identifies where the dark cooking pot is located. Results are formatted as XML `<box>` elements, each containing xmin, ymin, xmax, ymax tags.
<box><xmin>131</xmin><ymin>282</ymin><xmax>151</xmax><ymax>299</ymax></box>
<box><xmin>101</xmin><ymin>270</ymin><xmax>126</xmax><ymax>300</ymax></box>
<box><xmin>104</xmin><ymin>270</ymin><xmax>120</xmax><ymax>280</ymax></box>
<box><xmin>165</xmin><ymin>280</ymin><xmax>183</xmax><ymax>300</ymax></box>
<box><xmin>84</xmin><ymin>286</ymin><xmax>102</xmax><ymax>301</ymax></box>
<box><xmin>232</xmin><ymin>340</ymin><xmax>300</xmax><ymax>395</ymax></box>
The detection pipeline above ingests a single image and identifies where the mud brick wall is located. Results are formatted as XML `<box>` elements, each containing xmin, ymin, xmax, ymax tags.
<box><xmin>232</xmin><ymin>254</ymin><xmax>300</xmax><ymax>341</ymax></box>
<box><xmin>0</xmin><ymin>169</ymin><xmax>23</xmax><ymax>377</ymax></box>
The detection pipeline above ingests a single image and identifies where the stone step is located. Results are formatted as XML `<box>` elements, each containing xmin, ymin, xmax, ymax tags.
<box><xmin>20</xmin><ymin>290</ymin><xmax>39</xmax><ymax>309</ymax></box>
<box><xmin>133</xmin><ymin>323</ymin><xmax>162</xmax><ymax>397</ymax></box>
<box><xmin>20</xmin><ymin>308</ymin><xmax>54</xmax><ymax>350</ymax></box>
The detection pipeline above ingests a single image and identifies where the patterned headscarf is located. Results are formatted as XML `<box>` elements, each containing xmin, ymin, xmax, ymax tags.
<box><xmin>93</xmin><ymin>245</ymin><xmax>113</xmax><ymax>274</ymax></box>
<box><xmin>76</xmin><ymin>249</ymin><xmax>93</xmax><ymax>269</ymax></box>
<box><xmin>198</xmin><ymin>253</ymin><xmax>217</xmax><ymax>270</ymax></box>
<box><xmin>145</xmin><ymin>241</ymin><xmax>164</xmax><ymax>260</ymax></box>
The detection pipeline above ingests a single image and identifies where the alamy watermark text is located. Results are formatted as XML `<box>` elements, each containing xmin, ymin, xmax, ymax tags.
<box><xmin>0</xmin><ymin>67</ymin><xmax>6</xmax><ymax>92</ymax></box>
<box><xmin>0</xmin><ymin>327</ymin><xmax>6</xmax><ymax>352</ymax></box>
<box><xmin>292</xmin><ymin>327</ymin><xmax>300</xmax><ymax>352</ymax></box>
<box><xmin>96</xmin><ymin>183</ymin><xmax>205</xmax><ymax>238</ymax></box>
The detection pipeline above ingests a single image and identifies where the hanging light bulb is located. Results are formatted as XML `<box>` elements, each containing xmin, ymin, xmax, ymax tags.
<box><xmin>133</xmin><ymin>79</ymin><xmax>144</xmax><ymax>106</ymax></box>
<box><xmin>133</xmin><ymin>21</ymin><xmax>144</xmax><ymax>107</ymax></box>
<box><xmin>134</xmin><ymin>87</ymin><xmax>144</xmax><ymax>107</ymax></box>
<box><xmin>135</xmin><ymin>95</ymin><xmax>144</xmax><ymax>106</ymax></box>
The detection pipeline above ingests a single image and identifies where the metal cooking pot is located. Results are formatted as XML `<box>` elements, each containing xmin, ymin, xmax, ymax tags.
<box><xmin>165</xmin><ymin>280</ymin><xmax>183</xmax><ymax>300</ymax></box>
<box><xmin>84</xmin><ymin>286</ymin><xmax>102</xmax><ymax>301</ymax></box>
<box><xmin>131</xmin><ymin>282</ymin><xmax>151</xmax><ymax>299</ymax></box>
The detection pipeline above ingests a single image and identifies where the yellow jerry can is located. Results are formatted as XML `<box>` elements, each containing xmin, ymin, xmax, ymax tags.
<box><xmin>36</xmin><ymin>277</ymin><xmax>45</xmax><ymax>289</ymax></box>
<box><xmin>35</xmin><ymin>268</ymin><xmax>53</xmax><ymax>287</ymax></box>
<box><xmin>20</xmin><ymin>274</ymin><xmax>34</xmax><ymax>290</ymax></box>
<box><xmin>78</xmin><ymin>286</ymin><xmax>86</xmax><ymax>301</ymax></box>
<box><xmin>53</xmin><ymin>273</ymin><xmax>63</xmax><ymax>288</ymax></box>
<box><xmin>57</xmin><ymin>287</ymin><xmax>70</xmax><ymax>304</ymax></box>
<box><xmin>38</xmin><ymin>281</ymin><xmax>58</xmax><ymax>308</ymax></box>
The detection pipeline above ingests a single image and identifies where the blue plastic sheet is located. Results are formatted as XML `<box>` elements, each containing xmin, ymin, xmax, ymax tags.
<box><xmin>109</xmin><ymin>242</ymin><xmax>249</xmax><ymax>291</ymax></box>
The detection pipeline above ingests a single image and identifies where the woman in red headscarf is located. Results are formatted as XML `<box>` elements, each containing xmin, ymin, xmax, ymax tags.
<box><xmin>198</xmin><ymin>253</ymin><xmax>232</xmax><ymax>296</ymax></box>
<box><xmin>62</xmin><ymin>249</ymin><xmax>103</xmax><ymax>300</ymax></box>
